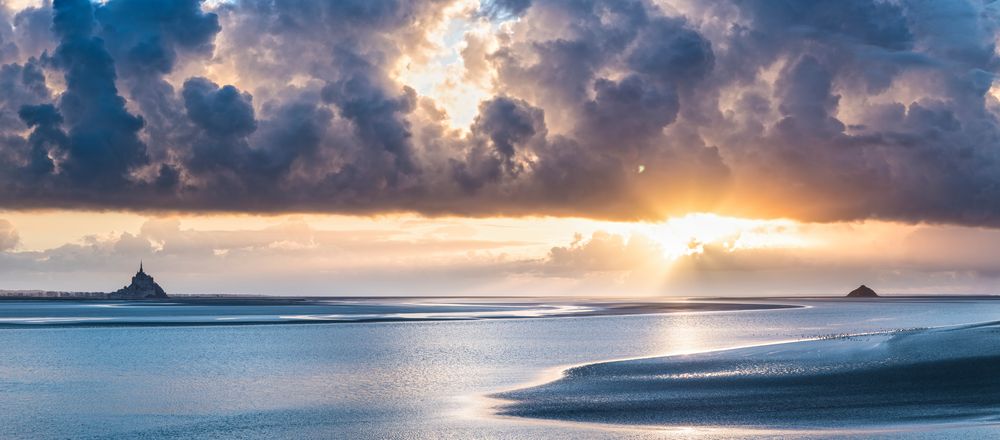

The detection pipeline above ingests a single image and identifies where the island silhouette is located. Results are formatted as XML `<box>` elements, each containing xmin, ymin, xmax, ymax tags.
<box><xmin>110</xmin><ymin>262</ymin><xmax>169</xmax><ymax>299</ymax></box>
<box><xmin>0</xmin><ymin>262</ymin><xmax>169</xmax><ymax>300</ymax></box>
<box><xmin>846</xmin><ymin>285</ymin><xmax>879</xmax><ymax>298</ymax></box>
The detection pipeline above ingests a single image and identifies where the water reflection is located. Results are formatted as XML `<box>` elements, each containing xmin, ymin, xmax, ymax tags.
<box><xmin>1</xmin><ymin>298</ymin><xmax>999</xmax><ymax>438</ymax></box>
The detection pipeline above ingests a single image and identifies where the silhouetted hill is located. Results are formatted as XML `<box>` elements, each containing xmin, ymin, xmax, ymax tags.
<box><xmin>847</xmin><ymin>285</ymin><xmax>879</xmax><ymax>298</ymax></box>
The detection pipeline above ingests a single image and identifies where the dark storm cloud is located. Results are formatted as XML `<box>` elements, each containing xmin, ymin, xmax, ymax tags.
<box><xmin>579</xmin><ymin>75</ymin><xmax>679</xmax><ymax>150</ymax></box>
<box><xmin>95</xmin><ymin>0</ymin><xmax>219</xmax><ymax>77</ymax></box>
<box><xmin>41</xmin><ymin>0</ymin><xmax>147</xmax><ymax>188</ymax></box>
<box><xmin>321</xmin><ymin>72</ymin><xmax>419</xmax><ymax>182</ymax></box>
<box><xmin>701</xmin><ymin>0</ymin><xmax>1000</xmax><ymax>224</ymax></box>
<box><xmin>10</xmin><ymin>2</ymin><xmax>56</xmax><ymax>59</ymax></box>
<box><xmin>627</xmin><ymin>17</ymin><xmax>715</xmax><ymax>84</ymax></box>
<box><xmin>17</xmin><ymin>103</ymin><xmax>63</xmax><ymax>176</ymax></box>
<box><xmin>450</xmin><ymin>96</ymin><xmax>544</xmax><ymax>192</ymax></box>
<box><xmin>183</xmin><ymin>78</ymin><xmax>256</xmax><ymax>138</ymax></box>
<box><xmin>94</xmin><ymin>0</ymin><xmax>220</xmax><ymax>164</ymax></box>
<box><xmin>180</xmin><ymin>77</ymin><xmax>333</xmax><ymax>202</ymax></box>
<box><xmin>774</xmin><ymin>55</ymin><xmax>845</xmax><ymax>137</ymax></box>
<box><xmin>0</xmin><ymin>3</ymin><xmax>17</xmax><ymax>62</ymax></box>
<box><xmin>181</xmin><ymin>76</ymin><xmax>256</xmax><ymax>172</ymax></box>
<box><xmin>472</xmin><ymin>96</ymin><xmax>542</xmax><ymax>166</ymax></box>
<box><xmin>0</xmin><ymin>60</ymin><xmax>49</xmax><ymax>130</ymax></box>
<box><xmin>1</xmin><ymin>0</ymin><xmax>1000</xmax><ymax>225</ymax></box>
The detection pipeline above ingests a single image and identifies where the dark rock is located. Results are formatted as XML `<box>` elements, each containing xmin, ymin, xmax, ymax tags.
<box><xmin>846</xmin><ymin>285</ymin><xmax>879</xmax><ymax>298</ymax></box>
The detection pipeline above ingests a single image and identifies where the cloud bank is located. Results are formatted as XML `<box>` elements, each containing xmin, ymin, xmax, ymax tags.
<box><xmin>1</xmin><ymin>0</ymin><xmax>1000</xmax><ymax>225</ymax></box>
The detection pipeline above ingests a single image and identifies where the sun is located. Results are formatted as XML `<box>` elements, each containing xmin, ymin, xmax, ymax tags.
<box><xmin>615</xmin><ymin>213</ymin><xmax>812</xmax><ymax>260</ymax></box>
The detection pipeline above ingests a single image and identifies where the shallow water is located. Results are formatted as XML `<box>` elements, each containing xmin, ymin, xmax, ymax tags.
<box><xmin>1</xmin><ymin>297</ymin><xmax>999</xmax><ymax>439</ymax></box>
<box><xmin>0</xmin><ymin>298</ymin><xmax>790</xmax><ymax>326</ymax></box>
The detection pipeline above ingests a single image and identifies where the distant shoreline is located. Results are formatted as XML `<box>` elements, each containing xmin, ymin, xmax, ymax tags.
<box><xmin>0</xmin><ymin>297</ymin><xmax>802</xmax><ymax>328</ymax></box>
<box><xmin>2</xmin><ymin>291</ymin><xmax>1000</xmax><ymax>302</ymax></box>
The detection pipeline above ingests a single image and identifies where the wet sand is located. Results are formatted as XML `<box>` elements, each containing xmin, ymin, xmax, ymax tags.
<box><xmin>496</xmin><ymin>320</ymin><xmax>1000</xmax><ymax>429</ymax></box>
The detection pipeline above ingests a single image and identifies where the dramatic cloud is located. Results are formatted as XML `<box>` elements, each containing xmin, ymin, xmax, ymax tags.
<box><xmin>42</xmin><ymin>0</ymin><xmax>148</xmax><ymax>188</ymax></box>
<box><xmin>0</xmin><ymin>0</ymin><xmax>999</xmax><ymax>226</ymax></box>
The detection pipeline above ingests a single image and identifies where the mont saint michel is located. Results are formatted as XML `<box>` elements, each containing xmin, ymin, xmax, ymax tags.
<box><xmin>110</xmin><ymin>263</ymin><xmax>169</xmax><ymax>299</ymax></box>
<box><xmin>0</xmin><ymin>263</ymin><xmax>168</xmax><ymax>299</ymax></box>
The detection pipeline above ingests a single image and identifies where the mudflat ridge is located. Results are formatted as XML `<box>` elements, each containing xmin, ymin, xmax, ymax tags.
<box><xmin>496</xmin><ymin>321</ymin><xmax>1000</xmax><ymax>428</ymax></box>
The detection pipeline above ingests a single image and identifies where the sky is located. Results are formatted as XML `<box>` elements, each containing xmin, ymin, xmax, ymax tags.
<box><xmin>2</xmin><ymin>0</ymin><xmax>1000</xmax><ymax>296</ymax></box>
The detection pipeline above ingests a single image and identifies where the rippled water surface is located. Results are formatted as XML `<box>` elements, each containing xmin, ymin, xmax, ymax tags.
<box><xmin>1</xmin><ymin>297</ymin><xmax>999</xmax><ymax>439</ymax></box>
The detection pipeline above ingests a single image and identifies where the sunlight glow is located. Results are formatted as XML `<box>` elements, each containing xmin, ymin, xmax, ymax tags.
<box><xmin>391</xmin><ymin>0</ymin><xmax>498</xmax><ymax>129</ymax></box>
<box><xmin>4</xmin><ymin>0</ymin><xmax>42</xmax><ymax>9</ymax></box>
<box><xmin>606</xmin><ymin>213</ymin><xmax>812</xmax><ymax>260</ymax></box>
